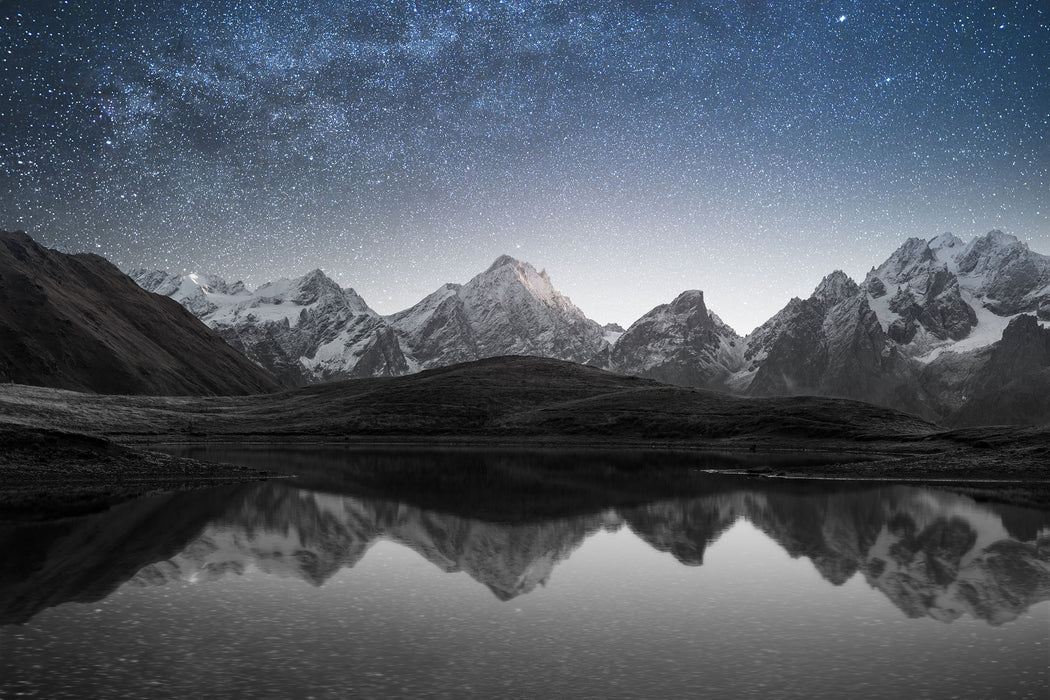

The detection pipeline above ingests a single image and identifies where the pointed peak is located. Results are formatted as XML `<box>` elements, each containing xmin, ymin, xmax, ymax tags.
<box><xmin>486</xmin><ymin>254</ymin><xmax>524</xmax><ymax>273</ymax></box>
<box><xmin>889</xmin><ymin>237</ymin><xmax>934</xmax><ymax>261</ymax></box>
<box><xmin>816</xmin><ymin>269</ymin><xmax>854</xmax><ymax>286</ymax></box>
<box><xmin>672</xmin><ymin>289</ymin><xmax>705</xmax><ymax>303</ymax></box>
<box><xmin>299</xmin><ymin>268</ymin><xmax>331</xmax><ymax>282</ymax></box>
<box><xmin>668</xmin><ymin>289</ymin><xmax>709</xmax><ymax>316</ymax></box>
<box><xmin>928</xmin><ymin>232</ymin><xmax>963</xmax><ymax>250</ymax></box>
<box><xmin>980</xmin><ymin>229</ymin><xmax>1020</xmax><ymax>246</ymax></box>
<box><xmin>875</xmin><ymin>238</ymin><xmax>935</xmax><ymax>284</ymax></box>
<box><xmin>812</xmin><ymin>270</ymin><xmax>859</xmax><ymax>305</ymax></box>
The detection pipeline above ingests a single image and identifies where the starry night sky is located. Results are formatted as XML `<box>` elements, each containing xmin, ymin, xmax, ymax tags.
<box><xmin>2</xmin><ymin>1</ymin><xmax>1047</xmax><ymax>332</ymax></box>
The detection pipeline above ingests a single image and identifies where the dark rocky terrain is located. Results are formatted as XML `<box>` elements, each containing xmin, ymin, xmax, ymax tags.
<box><xmin>0</xmin><ymin>231</ymin><xmax>280</xmax><ymax>395</ymax></box>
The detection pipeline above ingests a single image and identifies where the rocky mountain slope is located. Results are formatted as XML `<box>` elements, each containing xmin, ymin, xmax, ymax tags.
<box><xmin>605</xmin><ymin>290</ymin><xmax>744</xmax><ymax>390</ymax></box>
<box><xmin>129</xmin><ymin>230</ymin><xmax>1050</xmax><ymax>424</ymax></box>
<box><xmin>749</xmin><ymin>231</ymin><xmax>1050</xmax><ymax>423</ymax></box>
<box><xmin>613</xmin><ymin>231</ymin><xmax>1050</xmax><ymax>424</ymax></box>
<box><xmin>0</xmin><ymin>231</ymin><xmax>280</xmax><ymax>395</ymax></box>
<box><xmin>131</xmin><ymin>267</ymin><xmax>408</xmax><ymax>386</ymax></box>
<box><xmin>388</xmin><ymin>255</ymin><xmax>607</xmax><ymax>369</ymax></box>
<box><xmin>132</xmin><ymin>255</ymin><xmax>606</xmax><ymax>385</ymax></box>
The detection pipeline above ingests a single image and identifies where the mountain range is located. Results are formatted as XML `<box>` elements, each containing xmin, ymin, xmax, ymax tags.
<box><xmin>130</xmin><ymin>230</ymin><xmax>1050</xmax><ymax>425</ymax></box>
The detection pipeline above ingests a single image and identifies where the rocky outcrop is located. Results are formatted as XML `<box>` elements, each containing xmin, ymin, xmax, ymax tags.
<box><xmin>950</xmin><ymin>315</ymin><xmax>1050</xmax><ymax>426</ymax></box>
<box><xmin>864</xmin><ymin>237</ymin><xmax>977</xmax><ymax>350</ymax></box>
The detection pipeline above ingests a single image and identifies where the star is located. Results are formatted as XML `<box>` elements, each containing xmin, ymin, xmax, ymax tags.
<box><xmin>0</xmin><ymin>0</ymin><xmax>1044</xmax><ymax>333</ymax></box>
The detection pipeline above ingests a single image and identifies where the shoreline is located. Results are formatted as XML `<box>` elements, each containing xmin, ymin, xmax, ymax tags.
<box><xmin>3</xmin><ymin>427</ymin><xmax>1048</xmax><ymax>520</ymax></box>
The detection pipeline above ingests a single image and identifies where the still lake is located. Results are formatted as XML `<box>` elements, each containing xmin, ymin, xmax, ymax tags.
<box><xmin>2</xmin><ymin>446</ymin><xmax>1048</xmax><ymax>699</ymax></box>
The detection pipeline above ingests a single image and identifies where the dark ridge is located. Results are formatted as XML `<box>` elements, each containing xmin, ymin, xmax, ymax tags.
<box><xmin>0</xmin><ymin>231</ymin><xmax>280</xmax><ymax>395</ymax></box>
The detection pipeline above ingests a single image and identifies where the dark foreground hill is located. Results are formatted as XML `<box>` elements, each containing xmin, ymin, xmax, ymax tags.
<box><xmin>1</xmin><ymin>355</ymin><xmax>935</xmax><ymax>443</ymax></box>
<box><xmin>0</xmin><ymin>231</ymin><xmax>280</xmax><ymax>395</ymax></box>
<box><xmin>1</xmin><ymin>356</ymin><xmax>1048</xmax><ymax>516</ymax></box>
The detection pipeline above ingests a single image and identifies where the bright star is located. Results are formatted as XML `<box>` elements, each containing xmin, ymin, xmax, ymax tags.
<box><xmin>838</xmin><ymin>15</ymin><xmax>846</xmax><ymax>22</ymax></box>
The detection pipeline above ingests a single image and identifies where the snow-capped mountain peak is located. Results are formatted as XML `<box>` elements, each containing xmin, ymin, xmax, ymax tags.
<box><xmin>952</xmin><ymin>230</ymin><xmax>1050</xmax><ymax>316</ymax></box>
<box><xmin>928</xmin><ymin>231</ymin><xmax>964</xmax><ymax>255</ymax></box>
<box><xmin>389</xmin><ymin>255</ymin><xmax>608</xmax><ymax>369</ymax></box>
<box><xmin>871</xmin><ymin>238</ymin><xmax>935</xmax><ymax>286</ymax></box>
<box><xmin>486</xmin><ymin>253</ymin><xmax>524</xmax><ymax>272</ymax></box>
<box><xmin>129</xmin><ymin>269</ymin><xmax>251</xmax><ymax>317</ymax></box>
<box><xmin>249</xmin><ymin>268</ymin><xmax>372</xmax><ymax>315</ymax></box>
<box><xmin>812</xmin><ymin>270</ymin><xmax>859</xmax><ymax>308</ymax></box>
<box><xmin>466</xmin><ymin>255</ymin><xmax>561</xmax><ymax>308</ymax></box>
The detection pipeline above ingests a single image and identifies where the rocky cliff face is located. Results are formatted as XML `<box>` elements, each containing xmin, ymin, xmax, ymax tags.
<box><xmin>949</xmin><ymin>315</ymin><xmax>1050</xmax><ymax>426</ymax></box>
<box><xmin>737</xmin><ymin>233</ymin><xmax>1050</xmax><ymax>423</ymax></box>
<box><xmin>745</xmin><ymin>272</ymin><xmax>916</xmax><ymax>407</ymax></box>
<box><xmin>863</xmin><ymin>234</ymin><xmax>977</xmax><ymax>352</ymax></box>
<box><xmin>955</xmin><ymin>230</ymin><xmax>1050</xmax><ymax>316</ymax></box>
<box><xmin>607</xmin><ymin>290</ymin><xmax>743</xmax><ymax>390</ymax></box>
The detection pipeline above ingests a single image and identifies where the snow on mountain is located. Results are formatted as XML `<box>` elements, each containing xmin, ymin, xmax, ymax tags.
<box><xmin>606</xmin><ymin>290</ymin><xmax>744</xmax><ymax>390</ymax></box>
<box><xmin>861</xmin><ymin>238</ymin><xmax>977</xmax><ymax>356</ymax></box>
<box><xmin>388</xmin><ymin>255</ymin><xmax>609</xmax><ymax>370</ymax></box>
<box><xmin>130</xmin><ymin>268</ymin><xmax>407</xmax><ymax>385</ymax></box>
<box><xmin>859</xmin><ymin>231</ymin><xmax>1050</xmax><ymax>362</ymax></box>
<box><xmin>601</xmin><ymin>323</ymin><xmax>626</xmax><ymax>345</ymax></box>
<box><xmin>129</xmin><ymin>232</ymin><xmax>1050</xmax><ymax>424</ymax></box>
<box><xmin>954</xmin><ymin>230</ymin><xmax>1050</xmax><ymax>315</ymax></box>
<box><xmin>130</xmin><ymin>269</ymin><xmax>251</xmax><ymax>318</ymax></box>
<box><xmin>744</xmin><ymin>271</ymin><xmax>916</xmax><ymax>406</ymax></box>
<box><xmin>735</xmin><ymin>231</ymin><xmax>1050</xmax><ymax>423</ymax></box>
<box><xmin>133</xmin><ymin>255</ymin><xmax>610</xmax><ymax>386</ymax></box>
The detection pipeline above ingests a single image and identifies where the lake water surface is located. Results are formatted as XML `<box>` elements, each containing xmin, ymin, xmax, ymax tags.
<box><xmin>2</xmin><ymin>447</ymin><xmax>1048</xmax><ymax>699</ymax></box>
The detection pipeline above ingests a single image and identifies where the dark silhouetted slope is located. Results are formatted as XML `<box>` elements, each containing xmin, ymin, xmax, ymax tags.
<box><xmin>0</xmin><ymin>231</ymin><xmax>280</xmax><ymax>395</ymax></box>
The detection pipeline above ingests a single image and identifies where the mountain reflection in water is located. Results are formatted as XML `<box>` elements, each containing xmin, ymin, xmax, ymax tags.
<box><xmin>3</xmin><ymin>476</ymin><xmax>1047</xmax><ymax>627</ymax></box>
